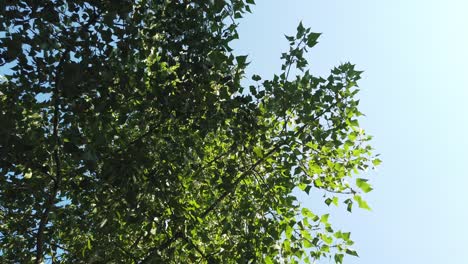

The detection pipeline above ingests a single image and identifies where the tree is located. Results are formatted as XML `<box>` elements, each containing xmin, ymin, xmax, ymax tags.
<box><xmin>0</xmin><ymin>1</ymin><xmax>378</xmax><ymax>263</ymax></box>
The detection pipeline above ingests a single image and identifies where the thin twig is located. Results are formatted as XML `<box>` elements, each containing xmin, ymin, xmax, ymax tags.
<box><xmin>34</xmin><ymin>11</ymin><xmax>101</xmax><ymax>264</ymax></box>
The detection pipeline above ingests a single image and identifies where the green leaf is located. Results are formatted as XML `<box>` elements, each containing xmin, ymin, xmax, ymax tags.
<box><xmin>314</xmin><ymin>178</ymin><xmax>324</xmax><ymax>187</ymax></box>
<box><xmin>346</xmin><ymin>248</ymin><xmax>359</xmax><ymax>257</ymax></box>
<box><xmin>325</xmin><ymin>197</ymin><xmax>339</xmax><ymax>207</ymax></box>
<box><xmin>306</xmin><ymin>32</ymin><xmax>321</xmax><ymax>47</ymax></box>
<box><xmin>334</xmin><ymin>231</ymin><xmax>343</xmax><ymax>239</ymax></box>
<box><xmin>236</xmin><ymin>55</ymin><xmax>248</xmax><ymax>66</ymax></box>
<box><xmin>285</xmin><ymin>34</ymin><xmax>295</xmax><ymax>42</ymax></box>
<box><xmin>303</xmin><ymin>239</ymin><xmax>312</xmax><ymax>248</ymax></box>
<box><xmin>334</xmin><ymin>253</ymin><xmax>344</xmax><ymax>264</ymax></box>
<box><xmin>344</xmin><ymin>199</ymin><xmax>353</xmax><ymax>212</ymax></box>
<box><xmin>296</xmin><ymin>22</ymin><xmax>306</xmax><ymax>38</ymax></box>
<box><xmin>356</xmin><ymin>178</ymin><xmax>373</xmax><ymax>193</ymax></box>
<box><xmin>24</xmin><ymin>169</ymin><xmax>32</xmax><ymax>179</ymax></box>
<box><xmin>301</xmin><ymin>207</ymin><xmax>315</xmax><ymax>219</ymax></box>
<box><xmin>354</xmin><ymin>195</ymin><xmax>371</xmax><ymax>211</ymax></box>
<box><xmin>344</xmin><ymin>140</ymin><xmax>354</xmax><ymax>149</ymax></box>
<box><xmin>342</xmin><ymin>232</ymin><xmax>351</xmax><ymax>241</ymax></box>
<box><xmin>349</xmin><ymin>119</ymin><xmax>359</xmax><ymax>127</ymax></box>
<box><xmin>208</xmin><ymin>50</ymin><xmax>227</xmax><ymax>66</ymax></box>
<box><xmin>320</xmin><ymin>214</ymin><xmax>329</xmax><ymax>224</ymax></box>
<box><xmin>286</xmin><ymin>225</ymin><xmax>293</xmax><ymax>239</ymax></box>
<box><xmin>372</xmin><ymin>158</ymin><xmax>382</xmax><ymax>166</ymax></box>
<box><xmin>320</xmin><ymin>233</ymin><xmax>333</xmax><ymax>244</ymax></box>
<box><xmin>252</xmin><ymin>74</ymin><xmax>261</xmax><ymax>81</ymax></box>
<box><xmin>253</xmin><ymin>146</ymin><xmax>263</xmax><ymax>158</ymax></box>
<box><xmin>349</xmin><ymin>131</ymin><xmax>358</xmax><ymax>141</ymax></box>
<box><xmin>332</xmin><ymin>196</ymin><xmax>339</xmax><ymax>206</ymax></box>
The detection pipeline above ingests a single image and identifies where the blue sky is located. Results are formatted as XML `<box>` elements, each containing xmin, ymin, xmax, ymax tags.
<box><xmin>234</xmin><ymin>0</ymin><xmax>468</xmax><ymax>263</ymax></box>
<box><xmin>1</xmin><ymin>1</ymin><xmax>466</xmax><ymax>263</ymax></box>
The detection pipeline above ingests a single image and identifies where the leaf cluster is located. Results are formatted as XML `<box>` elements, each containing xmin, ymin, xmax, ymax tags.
<box><xmin>0</xmin><ymin>1</ymin><xmax>378</xmax><ymax>263</ymax></box>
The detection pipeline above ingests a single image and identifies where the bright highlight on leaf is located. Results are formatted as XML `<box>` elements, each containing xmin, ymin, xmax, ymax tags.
<box><xmin>24</xmin><ymin>169</ymin><xmax>32</xmax><ymax>179</ymax></box>
<box><xmin>253</xmin><ymin>146</ymin><xmax>263</xmax><ymax>158</ymax></box>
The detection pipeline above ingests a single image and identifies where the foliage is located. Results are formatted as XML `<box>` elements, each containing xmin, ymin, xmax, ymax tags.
<box><xmin>0</xmin><ymin>1</ymin><xmax>378</xmax><ymax>263</ymax></box>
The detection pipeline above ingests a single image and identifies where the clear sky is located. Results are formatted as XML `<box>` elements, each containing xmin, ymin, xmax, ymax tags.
<box><xmin>1</xmin><ymin>1</ymin><xmax>466</xmax><ymax>263</ymax></box>
<box><xmin>234</xmin><ymin>0</ymin><xmax>468</xmax><ymax>263</ymax></box>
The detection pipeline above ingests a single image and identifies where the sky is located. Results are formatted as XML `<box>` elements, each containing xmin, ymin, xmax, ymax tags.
<box><xmin>233</xmin><ymin>0</ymin><xmax>468</xmax><ymax>263</ymax></box>
<box><xmin>1</xmin><ymin>1</ymin><xmax>467</xmax><ymax>263</ymax></box>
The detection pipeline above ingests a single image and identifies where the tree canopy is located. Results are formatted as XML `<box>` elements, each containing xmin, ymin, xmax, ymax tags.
<box><xmin>0</xmin><ymin>1</ymin><xmax>379</xmax><ymax>263</ymax></box>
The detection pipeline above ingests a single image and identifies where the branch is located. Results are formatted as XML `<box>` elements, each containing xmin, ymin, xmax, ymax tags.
<box><xmin>181</xmin><ymin>235</ymin><xmax>207</xmax><ymax>260</ymax></box>
<box><xmin>139</xmin><ymin>100</ymin><xmax>339</xmax><ymax>262</ymax></box>
<box><xmin>115</xmin><ymin>242</ymin><xmax>139</xmax><ymax>262</ymax></box>
<box><xmin>139</xmin><ymin>231</ymin><xmax>183</xmax><ymax>264</ymax></box>
<box><xmin>284</xmin><ymin>37</ymin><xmax>305</xmax><ymax>82</ymax></box>
<box><xmin>199</xmin><ymin>102</ymin><xmax>337</xmax><ymax>220</ymax></box>
<box><xmin>35</xmin><ymin>45</ymin><xmax>66</xmax><ymax>264</ymax></box>
<box><xmin>34</xmin><ymin>12</ymin><xmax>101</xmax><ymax>264</ymax></box>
